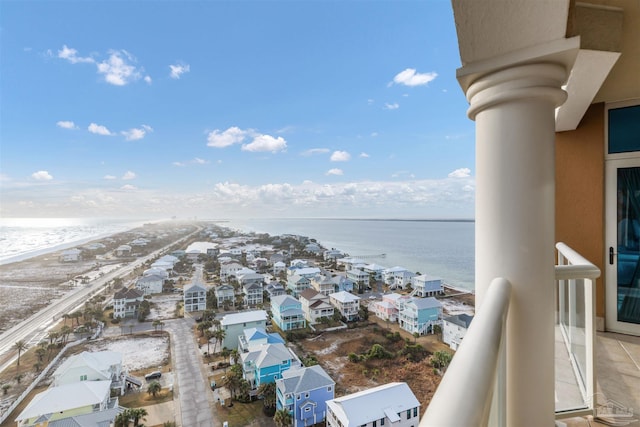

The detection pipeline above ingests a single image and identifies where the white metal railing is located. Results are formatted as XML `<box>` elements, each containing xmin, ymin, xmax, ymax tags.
<box><xmin>555</xmin><ymin>242</ymin><xmax>600</xmax><ymax>418</ymax></box>
<box><xmin>420</xmin><ymin>277</ymin><xmax>511</xmax><ymax>427</ymax></box>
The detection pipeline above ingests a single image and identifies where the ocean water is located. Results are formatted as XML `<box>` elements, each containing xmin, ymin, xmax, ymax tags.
<box><xmin>0</xmin><ymin>218</ymin><xmax>146</xmax><ymax>265</ymax></box>
<box><xmin>223</xmin><ymin>218</ymin><xmax>475</xmax><ymax>291</ymax></box>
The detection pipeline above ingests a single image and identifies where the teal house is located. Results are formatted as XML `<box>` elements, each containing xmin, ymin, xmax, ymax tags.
<box><xmin>398</xmin><ymin>297</ymin><xmax>442</xmax><ymax>335</ymax></box>
<box><xmin>240</xmin><ymin>342</ymin><xmax>302</xmax><ymax>389</ymax></box>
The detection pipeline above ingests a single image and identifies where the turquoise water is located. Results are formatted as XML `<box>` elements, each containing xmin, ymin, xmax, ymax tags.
<box><xmin>223</xmin><ymin>218</ymin><xmax>475</xmax><ymax>291</ymax></box>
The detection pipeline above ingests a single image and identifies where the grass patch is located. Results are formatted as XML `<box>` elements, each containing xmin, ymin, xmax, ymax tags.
<box><xmin>118</xmin><ymin>388</ymin><xmax>174</xmax><ymax>407</ymax></box>
<box><xmin>215</xmin><ymin>399</ymin><xmax>267</xmax><ymax>427</ymax></box>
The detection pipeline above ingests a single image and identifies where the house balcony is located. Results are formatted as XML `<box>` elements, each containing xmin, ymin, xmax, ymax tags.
<box><xmin>420</xmin><ymin>243</ymin><xmax>639</xmax><ymax>426</ymax></box>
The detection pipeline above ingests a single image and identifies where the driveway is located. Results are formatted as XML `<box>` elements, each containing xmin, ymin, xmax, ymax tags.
<box><xmin>165</xmin><ymin>317</ymin><xmax>219</xmax><ymax>427</ymax></box>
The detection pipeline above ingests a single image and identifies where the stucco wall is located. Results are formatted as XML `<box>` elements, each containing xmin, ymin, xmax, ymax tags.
<box><xmin>555</xmin><ymin>102</ymin><xmax>605</xmax><ymax>319</ymax></box>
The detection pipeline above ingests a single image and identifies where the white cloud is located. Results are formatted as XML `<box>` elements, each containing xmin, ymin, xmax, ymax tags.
<box><xmin>391</xmin><ymin>68</ymin><xmax>438</xmax><ymax>87</ymax></box>
<box><xmin>371</xmin><ymin>132</ymin><xmax>378</xmax><ymax>137</ymax></box>
<box><xmin>448</xmin><ymin>168</ymin><xmax>471</xmax><ymax>178</ymax></box>
<box><xmin>359</xmin><ymin>152</ymin><xmax>370</xmax><ymax>158</ymax></box>
<box><xmin>121</xmin><ymin>125</ymin><xmax>152</xmax><ymax>141</ymax></box>
<box><xmin>56</xmin><ymin>120</ymin><xmax>77</xmax><ymax>129</ymax></box>
<box><xmin>122</xmin><ymin>171</ymin><xmax>136</xmax><ymax>180</ymax></box>
<box><xmin>31</xmin><ymin>170</ymin><xmax>53</xmax><ymax>181</ymax></box>
<box><xmin>58</xmin><ymin>45</ymin><xmax>94</xmax><ymax>64</ymax></box>
<box><xmin>301</xmin><ymin>148</ymin><xmax>330</xmax><ymax>157</ymax></box>
<box><xmin>193</xmin><ymin>158</ymin><xmax>209</xmax><ymax>164</ymax></box>
<box><xmin>330</xmin><ymin>151</ymin><xmax>351</xmax><ymax>162</ymax></box>
<box><xmin>97</xmin><ymin>50</ymin><xmax>141</xmax><ymax>86</ymax></box>
<box><xmin>144</xmin><ymin>76</ymin><xmax>152</xmax><ymax>84</ymax></box>
<box><xmin>169</xmin><ymin>63</ymin><xmax>190</xmax><ymax>79</ymax></box>
<box><xmin>242</xmin><ymin>135</ymin><xmax>287</xmax><ymax>153</ymax></box>
<box><xmin>172</xmin><ymin>162</ymin><xmax>186</xmax><ymax>167</ymax></box>
<box><xmin>103</xmin><ymin>175</ymin><xmax>117</xmax><ymax>180</ymax></box>
<box><xmin>326</xmin><ymin>168</ymin><xmax>343</xmax><ymax>176</ymax></box>
<box><xmin>88</xmin><ymin>123</ymin><xmax>113</xmax><ymax>136</ymax></box>
<box><xmin>367</xmin><ymin>99</ymin><xmax>374</xmax><ymax>105</ymax></box>
<box><xmin>120</xmin><ymin>184</ymin><xmax>137</xmax><ymax>191</ymax></box>
<box><xmin>384</xmin><ymin>103</ymin><xmax>400</xmax><ymax>110</ymax></box>
<box><xmin>207</xmin><ymin>126</ymin><xmax>248</xmax><ymax>148</ymax></box>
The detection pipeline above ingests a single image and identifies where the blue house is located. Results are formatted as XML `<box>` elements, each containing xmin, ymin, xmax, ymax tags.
<box><xmin>276</xmin><ymin>365</ymin><xmax>335</xmax><ymax>427</ymax></box>
<box><xmin>398</xmin><ymin>297</ymin><xmax>442</xmax><ymax>335</ymax></box>
<box><xmin>271</xmin><ymin>295</ymin><xmax>307</xmax><ymax>331</ymax></box>
<box><xmin>240</xmin><ymin>343</ymin><xmax>302</xmax><ymax>389</ymax></box>
<box><xmin>238</xmin><ymin>327</ymin><xmax>285</xmax><ymax>353</ymax></box>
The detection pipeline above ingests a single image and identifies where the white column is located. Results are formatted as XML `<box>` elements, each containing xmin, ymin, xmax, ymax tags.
<box><xmin>468</xmin><ymin>61</ymin><xmax>568</xmax><ymax>426</ymax></box>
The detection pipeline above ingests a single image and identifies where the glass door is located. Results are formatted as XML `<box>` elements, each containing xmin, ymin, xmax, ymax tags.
<box><xmin>606</xmin><ymin>159</ymin><xmax>640</xmax><ymax>334</ymax></box>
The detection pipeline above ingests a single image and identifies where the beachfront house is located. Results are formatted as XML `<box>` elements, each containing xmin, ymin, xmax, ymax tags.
<box><xmin>243</xmin><ymin>282</ymin><xmax>264</xmax><ymax>307</ymax></box>
<box><xmin>411</xmin><ymin>274</ymin><xmax>444</xmax><ymax>297</ymax></box>
<box><xmin>15</xmin><ymin>381</ymin><xmax>119</xmax><ymax>427</ymax></box>
<box><xmin>276</xmin><ymin>365</ymin><xmax>335</xmax><ymax>427</ymax></box>
<box><xmin>383</xmin><ymin>266</ymin><xmax>416</xmax><ymax>290</ymax></box>
<box><xmin>370</xmin><ymin>298</ymin><xmax>398</xmax><ymax>323</ymax></box>
<box><xmin>112</xmin><ymin>288</ymin><xmax>144</xmax><ymax>319</ymax></box>
<box><xmin>238</xmin><ymin>272</ymin><xmax>264</xmax><ymax>287</ymax></box>
<box><xmin>442</xmin><ymin>313</ymin><xmax>474</xmax><ymax>351</ymax></box>
<box><xmin>115</xmin><ymin>244</ymin><xmax>132</xmax><ymax>257</ymax></box>
<box><xmin>325</xmin><ymin>382</ymin><xmax>420</xmax><ymax>427</ymax></box>
<box><xmin>329</xmin><ymin>291</ymin><xmax>361</xmax><ymax>322</ymax></box>
<box><xmin>238</xmin><ymin>327</ymin><xmax>285</xmax><ymax>353</ymax></box>
<box><xmin>240</xmin><ymin>342</ymin><xmax>302</xmax><ymax>389</ymax></box>
<box><xmin>399</xmin><ymin>297</ymin><xmax>442</xmax><ymax>335</ymax></box>
<box><xmin>59</xmin><ymin>248</ymin><xmax>82</xmax><ymax>263</ymax></box>
<box><xmin>215</xmin><ymin>284</ymin><xmax>236</xmax><ymax>308</ymax></box>
<box><xmin>220</xmin><ymin>310</ymin><xmax>268</xmax><ymax>350</ymax></box>
<box><xmin>287</xmin><ymin>274</ymin><xmax>311</xmax><ymax>298</ymax></box>
<box><xmin>336</xmin><ymin>257</ymin><xmax>367</xmax><ymax>272</ymax></box>
<box><xmin>135</xmin><ymin>273</ymin><xmax>165</xmax><ymax>296</ymax></box>
<box><xmin>271</xmin><ymin>294</ymin><xmax>306</xmax><ymax>331</ymax></box>
<box><xmin>362</xmin><ymin>263</ymin><xmax>386</xmax><ymax>282</ymax></box>
<box><xmin>299</xmin><ymin>288</ymin><xmax>334</xmax><ymax>325</ymax></box>
<box><xmin>323</xmin><ymin>249</ymin><xmax>345</xmax><ymax>261</ymax></box>
<box><xmin>183</xmin><ymin>282</ymin><xmax>207</xmax><ymax>312</ymax></box>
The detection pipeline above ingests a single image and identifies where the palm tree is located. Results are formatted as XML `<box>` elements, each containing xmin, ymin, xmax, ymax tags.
<box><xmin>230</xmin><ymin>349</ymin><xmax>239</xmax><ymax>365</ymax></box>
<box><xmin>152</xmin><ymin>320</ymin><xmax>162</xmax><ymax>332</ymax></box>
<box><xmin>257</xmin><ymin>382</ymin><xmax>276</xmax><ymax>412</ymax></box>
<box><xmin>14</xmin><ymin>340</ymin><xmax>27</xmax><ymax>367</ymax></box>
<box><xmin>147</xmin><ymin>380</ymin><xmax>162</xmax><ymax>397</ymax></box>
<box><xmin>130</xmin><ymin>408</ymin><xmax>148</xmax><ymax>426</ymax></box>
<box><xmin>60</xmin><ymin>325</ymin><xmax>73</xmax><ymax>344</ymax></box>
<box><xmin>113</xmin><ymin>410</ymin><xmax>130</xmax><ymax>427</ymax></box>
<box><xmin>204</xmin><ymin>330</ymin><xmax>214</xmax><ymax>354</ymax></box>
<box><xmin>221</xmin><ymin>371</ymin><xmax>241</xmax><ymax>400</ymax></box>
<box><xmin>274</xmin><ymin>409</ymin><xmax>292</xmax><ymax>427</ymax></box>
<box><xmin>214</xmin><ymin>328</ymin><xmax>226</xmax><ymax>353</ymax></box>
<box><xmin>35</xmin><ymin>346</ymin><xmax>46</xmax><ymax>362</ymax></box>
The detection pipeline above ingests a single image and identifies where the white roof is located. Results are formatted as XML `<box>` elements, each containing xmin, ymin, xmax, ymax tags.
<box><xmin>16</xmin><ymin>380</ymin><xmax>111</xmax><ymax>421</ymax></box>
<box><xmin>54</xmin><ymin>351</ymin><xmax>121</xmax><ymax>381</ymax></box>
<box><xmin>326</xmin><ymin>382</ymin><xmax>419</xmax><ymax>427</ymax></box>
<box><xmin>221</xmin><ymin>310</ymin><xmax>268</xmax><ymax>326</ymax></box>
<box><xmin>330</xmin><ymin>291</ymin><xmax>361</xmax><ymax>303</ymax></box>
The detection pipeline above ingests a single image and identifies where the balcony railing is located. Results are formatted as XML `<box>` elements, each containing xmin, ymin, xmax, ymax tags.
<box><xmin>555</xmin><ymin>242</ymin><xmax>600</xmax><ymax>417</ymax></box>
<box><xmin>421</xmin><ymin>277</ymin><xmax>512</xmax><ymax>427</ymax></box>
<box><xmin>419</xmin><ymin>243</ymin><xmax>598</xmax><ymax>426</ymax></box>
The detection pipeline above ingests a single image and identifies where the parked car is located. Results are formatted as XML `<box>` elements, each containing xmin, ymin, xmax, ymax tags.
<box><xmin>145</xmin><ymin>371</ymin><xmax>162</xmax><ymax>381</ymax></box>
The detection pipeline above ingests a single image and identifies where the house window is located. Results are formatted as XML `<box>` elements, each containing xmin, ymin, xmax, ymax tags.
<box><xmin>327</xmin><ymin>386</ymin><xmax>332</xmax><ymax>391</ymax></box>
<box><xmin>407</xmin><ymin>409</ymin><xmax>411</xmax><ymax>419</ymax></box>
<box><xmin>413</xmin><ymin>407</ymin><xmax>418</xmax><ymax>417</ymax></box>
<box><xmin>305</xmin><ymin>392</ymin><xmax>309</xmax><ymax>398</ymax></box>
<box><xmin>305</xmin><ymin>407</ymin><xmax>311</xmax><ymax>412</ymax></box>
<box><xmin>80</xmin><ymin>375</ymin><xmax>87</xmax><ymax>381</ymax></box>
<box><xmin>298</xmin><ymin>394</ymin><xmax>301</xmax><ymax>400</ymax></box>
<box><xmin>373</xmin><ymin>421</ymin><xmax>377</xmax><ymax>427</ymax></box>
<box><xmin>381</xmin><ymin>418</ymin><xmax>385</xmax><ymax>425</ymax></box>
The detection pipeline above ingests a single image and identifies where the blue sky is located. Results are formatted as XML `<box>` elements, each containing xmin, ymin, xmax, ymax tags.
<box><xmin>0</xmin><ymin>0</ymin><xmax>475</xmax><ymax>220</ymax></box>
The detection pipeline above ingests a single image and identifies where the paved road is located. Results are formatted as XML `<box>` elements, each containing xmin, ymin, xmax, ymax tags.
<box><xmin>165</xmin><ymin>317</ymin><xmax>218</xmax><ymax>427</ymax></box>
<box><xmin>0</xmin><ymin>227</ymin><xmax>199</xmax><ymax>374</ymax></box>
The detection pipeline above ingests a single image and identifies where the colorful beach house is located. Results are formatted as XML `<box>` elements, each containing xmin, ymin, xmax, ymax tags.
<box><xmin>238</xmin><ymin>327</ymin><xmax>285</xmax><ymax>353</ymax></box>
<box><xmin>383</xmin><ymin>266</ymin><xmax>416</xmax><ymax>290</ymax></box>
<box><xmin>411</xmin><ymin>274</ymin><xmax>444</xmax><ymax>297</ymax></box>
<box><xmin>220</xmin><ymin>310</ymin><xmax>268</xmax><ymax>350</ymax></box>
<box><xmin>15</xmin><ymin>381</ymin><xmax>119</xmax><ymax>427</ymax></box>
<box><xmin>329</xmin><ymin>291</ymin><xmax>361</xmax><ymax>322</ymax></box>
<box><xmin>52</xmin><ymin>351</ymin><xmax>126</xmax><ymax>395</ymax></box>
<box><xmin>399</xmin><ymin>297</ymin><xmax>442</xmax><ymax>335</ymax></box>
<box><xmin>271</xmin><ymin>295</ymin><xmax>306</xmax><ymax>331</ymax></box>
<box><xmin>276</xmin><ymin>365</ymin><xmax>335</xmax><ymax>427</ymax></box>
<box><xmin>287</xmin><ymin>274</ymin><xmax>311</xmax><ymax>298</ymax></box>
<box><xmin>325</xmin><ymin>382</ymin><xmax>420</xmax><ymax>427</ymax></box>
<box><xmin>240</xmin><ymin>342</ymin><xmax>302</xmax><ymax>389</ymax></box>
